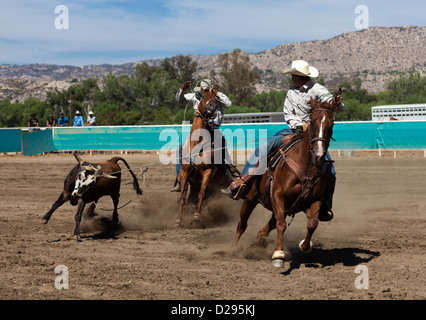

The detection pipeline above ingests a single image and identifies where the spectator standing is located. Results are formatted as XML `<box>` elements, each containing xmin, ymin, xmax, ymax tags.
<box><xmin>46</xmin><ymin>114</ymin><xmax>55</xmax><ymax>127</ymax></box>
<box><xmin>28</xmin><ymin>113</ymin><xmax>39</xmax><ymax>132</ymax></box>
<box><xmin>84</xmin><ymin>111</ymin><xmax>96</xmax><ymax>126</ymax></box>
<box><xmin>73</xmin><ymin>111</ymin><xmax>84</xmax><ymax>127</ymax></box>
<box><xmin>57</xmin><ymin>112</ymin><xmax>70</xmax><ymax>127</ymax></box>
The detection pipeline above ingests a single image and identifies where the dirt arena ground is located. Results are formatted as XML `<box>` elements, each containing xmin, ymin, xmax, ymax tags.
<box><xmin>0</xmin><ymin>152</ymin><xmax>425</xmax><ymax>301</ymax></box>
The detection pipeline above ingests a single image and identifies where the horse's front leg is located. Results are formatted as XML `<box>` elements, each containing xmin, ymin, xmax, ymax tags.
<box><xmin>176</xmin><ymin>168</ymin><xmax>190</xmax><ymax>227</ymax></box>
<box><xmin>271</xmin><ymin>192</ymin><xmax>287</xmax><ymax>268</ymax></box>
<box><xmin>194</xmin><ymin>168</ymin><xmax>212</xmax><ymax>220</ymax></box>
<box><xmin>299</xmin><ymin>201</ymin><xmax>321</xmax><ymax>253</ymax></box>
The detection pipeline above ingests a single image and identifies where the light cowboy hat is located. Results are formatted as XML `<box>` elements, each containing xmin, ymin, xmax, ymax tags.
<box><xmin>89</xmin><ymin>111</ymin><xmax>94</xmax><ymax>115</ymax></box>
<box><xmin>282</xmin><ymin>60</ymin><xmax>319</xmax><ymax>78</ymax></box>
<box><xmin>193</xmin><ymin>79</ymin><xmax>213</xmax><ymax>92</ymax></box>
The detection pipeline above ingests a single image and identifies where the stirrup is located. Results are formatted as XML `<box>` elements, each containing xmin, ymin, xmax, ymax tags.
<box><xmin>221</xmin><ymin>184</ymin><xmax>246</xmax><ymax>200</ymax></box>
<box><xmin>232</xmin><ymin>184</ymin><xmax>247</xmax><ymax>200</ymax></box>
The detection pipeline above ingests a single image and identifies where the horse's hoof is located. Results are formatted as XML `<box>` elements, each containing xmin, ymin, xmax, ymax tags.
<box><xmin>299</xmin><ymin>240</ymin><xmax>313</xmax><ymax>253</ymax></box>
<box><xmin>173</xmin><ymin>220</ymin><xmax>182</xmax><ymax>228</ymax></box>
<box><xmin>272</xmin><ymin>259</ymin><xmax>285</xmax><ymax>268</ymax></box>
<box><xmin>75</xmin><ymin>235</ymin><xmax>82</xmax><ymax>242</ymax></box>
<box><xmin>272</xmin><ymin>250</ymin><xmax>285</xmax><ymax>268</ymax></box>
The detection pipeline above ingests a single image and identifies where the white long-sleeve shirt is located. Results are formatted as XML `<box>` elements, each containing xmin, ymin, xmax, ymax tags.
<box><xmin>283</xmin><ymin>80</ymin><xmax>344</xmax><ymax>129</ymax></box>
<box><xmin>176</xmin><ymin>89</ymin><xmax>232</xmax><ymax>127</ymax></box>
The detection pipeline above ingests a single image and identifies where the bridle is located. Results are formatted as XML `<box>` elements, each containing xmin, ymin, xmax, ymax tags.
<box><xmin>195</xmin><ymin>90</ymin><xmax>218</xmax><ymax>124</ymax></box>
<box><xmin>308</xmin><ymin>108</ymin><xmax>335</xmax><ymax>164</ymax></box>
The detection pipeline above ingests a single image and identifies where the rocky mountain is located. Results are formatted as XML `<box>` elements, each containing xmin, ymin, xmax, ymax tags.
<box><xmin>1</xmin><ymin>26</ymin><xmax>425</xmax><ymax>102</ymax></box>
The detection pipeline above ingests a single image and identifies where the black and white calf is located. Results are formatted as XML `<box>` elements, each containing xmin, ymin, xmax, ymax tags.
<box><xmin>42</xmin><ymin>152</ymin><xmax>142</xmax><ymax>241</ymax></box>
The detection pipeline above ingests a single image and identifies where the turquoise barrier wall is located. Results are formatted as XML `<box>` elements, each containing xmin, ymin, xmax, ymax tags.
<box><xmin>331</xmin><ymin>122</ymin><xmax>378</xmax><ymax>150</ymax></box>
<box><xmin>1</xmin><ymin>121</ymin><xmax>426</xmax><ymax>155</ymax></box>
<box><xmin>0</xmin><ymin>129</ymin><xmax>22</xmax><ymax>153</ymax></box>
<box><xmin>52</xmin><ymin>126</ymin><xmax>176</xmax><ymax>151</ymax></box>
<box><xmin>375</xmin><ymin>122</ymin><xmax>426</xmax><ymax>149</ymax></box>
<box><xmin>22</xmin><ymin>129</ymin><xmax>55</xmax><ymax>156</ymax></box>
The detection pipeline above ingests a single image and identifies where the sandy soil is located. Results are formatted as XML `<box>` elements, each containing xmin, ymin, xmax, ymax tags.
<box><xmin>0</xmin><ymin>152</ymin><xmax>425</xmax><ymax>301</ymax></box>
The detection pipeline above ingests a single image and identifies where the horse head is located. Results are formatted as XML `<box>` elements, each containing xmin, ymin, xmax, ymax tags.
<box><xmin>308</xmin><ymin>88</ymin><xmax>342</xmax><ymax>165</ymax></box>
<box><xmin>197</xmin><ymin>86</ymin><xmax>218</xmax><ymax>121</ymax></box>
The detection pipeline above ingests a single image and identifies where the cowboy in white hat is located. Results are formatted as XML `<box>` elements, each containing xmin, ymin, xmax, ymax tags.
<box><xmin>222</xmin><ymin>60</ymin><xmax>344</xmax><ymax>222</ymax></box>
<box><xmin>171</xmin><ymin>79</ymin><xmax>238</xmax><ymax>192</ymax></box>
<box><xmin>282</xmin><ymin>59</ymin><xmax>320</xmax><ymax>78</ymax></box>
<box><xmin>73</xmin><ymin>110</ymin><xmax>84</xmax><ymax>127</ymax></box>
<box><xmin>85</xmin><ymin>110</ymin><xmax>96</xmax><ymax>126</ymax></box>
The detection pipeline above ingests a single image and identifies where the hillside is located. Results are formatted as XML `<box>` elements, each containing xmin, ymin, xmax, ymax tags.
<box><xmin>1</xmin><ymin>26</ymin><xmax>425</xmax><ymax>102</ymax></box>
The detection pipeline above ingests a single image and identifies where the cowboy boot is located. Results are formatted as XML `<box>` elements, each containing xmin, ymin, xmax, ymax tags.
<box><xmin>170</xmin><ymin>177</ymin><xmax>181</xmax><ymax>192</ymax></box>
<box><xmin>221</xmin><ymin>173</ymin><xmax>252</xmax><ymax>200</ymax></box>
<box><xmin>318</xmin><ymin>201</ymin><xmax>334</xmax><ymax>222</ymax></box>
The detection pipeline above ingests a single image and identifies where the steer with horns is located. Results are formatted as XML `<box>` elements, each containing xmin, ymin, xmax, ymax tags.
<box><xmin>42</xmin><ymin>152</ymin><xmax>143</xmax><ymax>241</ymax></box>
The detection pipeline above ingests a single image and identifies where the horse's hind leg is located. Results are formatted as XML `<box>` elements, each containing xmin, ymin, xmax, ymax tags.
<box><xmin>231</xmin><ymin>199</ymin><xmax>258</xmax><ymax>250</ymax></box>
<box><xmin>194</xmin><ymin>169</ymin><xmax>212</xmax><ymax>220</ymax></box>
<box><xmin>300</xmin><ymin>201</ymin><xmax>321</xmax><ymax>253</ymax></box>
<box><xmin>257</xmin><ymin>215</ymin><xmax>276</xmax><ymax>241</ymax></box>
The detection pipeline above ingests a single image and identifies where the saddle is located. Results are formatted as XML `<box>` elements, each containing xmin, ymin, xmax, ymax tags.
<box><xmin>229</xmin><ymin>134</ymin><xmax>303</xmax><ymax>200</ymax></box>
<box><xmin>257</xmin><ymin>134</ymin><xmax>303</xmax><ymax>208</ymax></box>
<box><xmin>258</xmin><ymin>135</ymin><xmax>329</xmax><ymax>216</ymax></box>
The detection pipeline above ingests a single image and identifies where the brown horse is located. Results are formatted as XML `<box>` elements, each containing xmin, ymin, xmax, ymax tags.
<box><xmin>230</xmin><ymin>89</ymin><xmax>342</xmax><ymax>267</ymax></box>
<box><xmin>175</xmin><ymin>87</ymin><xmax>231</xmax><ymax>226</ymax></box>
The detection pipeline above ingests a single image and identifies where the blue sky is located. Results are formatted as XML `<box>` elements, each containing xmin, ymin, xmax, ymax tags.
<box><xmin>0</xmin><ymin>0</ymin><xmax>424</xmax><ymax>66</ymax></box>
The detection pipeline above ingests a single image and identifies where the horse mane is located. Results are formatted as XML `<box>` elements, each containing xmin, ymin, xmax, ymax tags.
<box><xmin>309</xmin><ymin>87</ymin><xmax>342</xmax><ymax>113</ymax></box>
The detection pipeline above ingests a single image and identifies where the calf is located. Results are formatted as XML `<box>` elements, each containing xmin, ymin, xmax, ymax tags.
<box><xmin>42</xmin><ymin>152</ymin><xmax>143</xmax><ymax>241</ymax></box>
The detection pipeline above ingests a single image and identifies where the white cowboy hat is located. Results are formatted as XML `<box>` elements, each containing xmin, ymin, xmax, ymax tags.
<box><xmin>193</xmin><ymin>79</ymin><xmax>212</xmax><ymax>92</ymax></box>
<box><xmin>75</xmin><ymin>111</ymin><xmax>81</xmax><ymax>115</ymax></box>
<box><xmin>89</xmin><ymin>111</ymin><xmax>94</xmax><ymax>115</ymax></box>
<box><xmin>282</xmin><ymin>60</ymin><xmax>319</xmax><ymax>78</ymax></box>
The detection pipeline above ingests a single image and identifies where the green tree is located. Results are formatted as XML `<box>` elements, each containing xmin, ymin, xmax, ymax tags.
<box><xmin>161</xmin><ymin>55</ymin><xmax>198</xmax><ymax>83</ymax></box>
<box><xmin>134</xmin><ymin>62</ymin><xmax>163</xmax><ymax>82</ymax></box>
<box><xmin>386</xmin><ymin>71</ymin><xmax>426</xmax><ymax>103</ymax></box>
<box><xmin>93</xmin><ymin>102</ymin><xmax>120</xmax><ymax>126</ymax></box>
<box><xmin>217</xmin><ymin>48</ymin><xmax>260</xmax><ymax>105</ymax></box>
<box><xmin>250</xmin><ymin>90</ymin><xmax>287</xmax><ymax>113</ymax></box>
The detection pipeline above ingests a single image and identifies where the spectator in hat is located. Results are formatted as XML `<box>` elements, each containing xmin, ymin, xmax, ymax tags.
<box><xmin>84</xmin><ymin>111</ymin><xmax>96</xmax><ymax>126</ymax></box>
<box><xmin>73</xmin><ymin>111</ymin><xmax>84</xmax><ymax>127</ymax></box>
<box><xmin>57</xmin><ymin>112</ymin><xmax>70</xmax><ymax>127</ymax></box>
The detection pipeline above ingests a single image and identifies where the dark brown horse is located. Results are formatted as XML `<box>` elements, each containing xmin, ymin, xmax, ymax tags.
<box><xmin>230</xmin><ymin>90</ymin><xmax>342</xmax><ymax>267</ymax></box>
<box><xmin>175</xmin><ymin>87</ymin><xmax>231</xmax><ymax>226</ymax></box>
